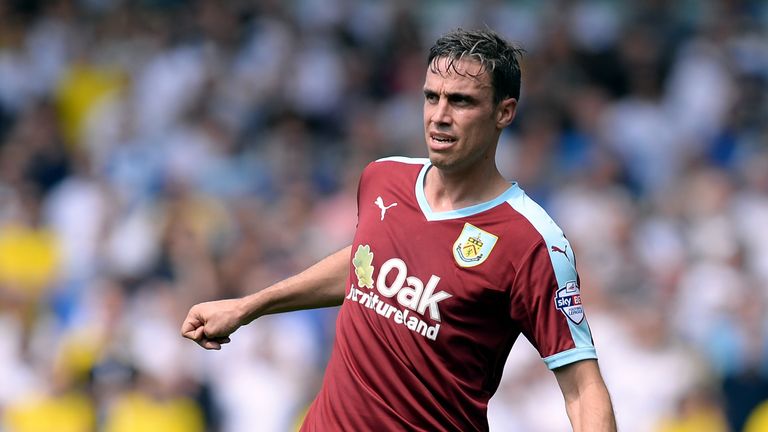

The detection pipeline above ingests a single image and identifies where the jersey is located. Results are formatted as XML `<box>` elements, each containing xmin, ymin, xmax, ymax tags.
<box><xmin>301</xmin><ymin>157</ymin><xmax>597</xmax><ymax>431</ymax></box>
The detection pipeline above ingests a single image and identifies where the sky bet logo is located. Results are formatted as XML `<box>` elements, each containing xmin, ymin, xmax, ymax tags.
<box><xmin>555</xmin><ymin>281</ymin><xmax>584</xmax><ymax>325</ymax></box>
<box><xmin>348</xmin><ymin>245</ymin><xmax>452</xmax><ymax>341</ymax></box>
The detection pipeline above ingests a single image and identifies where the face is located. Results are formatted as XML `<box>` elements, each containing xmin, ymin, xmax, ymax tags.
<box><xmin>423</xmin><ymin>57</ymin><xmax>516</xmax><ymax>174</ymax></box>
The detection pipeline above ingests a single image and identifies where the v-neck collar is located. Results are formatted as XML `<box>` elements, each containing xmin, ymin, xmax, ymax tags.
<box><xmin>414</xmin><ymin>161</ymin><xmax>521</xmax><ymax>222</ymax></box>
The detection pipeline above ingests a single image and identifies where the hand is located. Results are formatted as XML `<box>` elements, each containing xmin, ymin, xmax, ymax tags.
<box><xmin>181</xmin><ymin>299</ymin><xmax>244</xmax><ymax>350</ymax></box>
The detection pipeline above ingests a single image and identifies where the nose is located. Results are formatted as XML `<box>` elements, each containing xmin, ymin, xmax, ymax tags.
<box><xmin>429</xmin><ymin>98</ymin><xmax>452</xmax><ymax>126</ymax></box>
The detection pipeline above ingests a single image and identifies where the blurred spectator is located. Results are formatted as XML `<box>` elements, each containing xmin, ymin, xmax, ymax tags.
<box><xmin>0</xmin><ymin>184</ymin><xmax>60</xmax><ymax>301</ymax></box>
<box><xmin>745</xmin><ymin>399</ymin><xmax>768</xmax><ymax>432</ymax></box>
<box><xmin>655</xmin><ymin>386</ymin><xmax>728</xmax><ymax>432</ymax></box>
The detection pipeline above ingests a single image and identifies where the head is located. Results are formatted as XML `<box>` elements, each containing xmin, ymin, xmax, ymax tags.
<box><xmin>428</xmin><ymin>29</ymin><xmax>523</xmax><ymax>104</ymax></box>
<box><xmin>423</xmin><ymin>29</ymin><xmax>523</xmax><ymax>173</ymax></box>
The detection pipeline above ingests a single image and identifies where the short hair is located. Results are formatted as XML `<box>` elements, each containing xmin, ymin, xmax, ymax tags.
<box><xmin>428</xmin><ymin>28</ymin><xmax>523</xmax><ymax>103</ymax></box>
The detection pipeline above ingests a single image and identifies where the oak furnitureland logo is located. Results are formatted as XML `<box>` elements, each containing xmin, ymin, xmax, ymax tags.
<box><xmin>348</xmin><ymin>245</ymin><xmax>452</xmax><ymax>341</ymax></box>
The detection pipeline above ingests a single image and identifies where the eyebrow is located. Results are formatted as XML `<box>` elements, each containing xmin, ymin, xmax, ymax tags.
<box><xmin>423</xmin><ymin>88</ymin><xmax>478</xmax><ymax>104</ymax></box>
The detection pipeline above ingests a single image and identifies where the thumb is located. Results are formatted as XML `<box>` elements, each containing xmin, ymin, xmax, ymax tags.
<box><xmin>181</xmin><ymin>314</ymin><xmax>204</xmax><ymax>339</ymax></box>
<box><xmin>192</xmin><ymin>325</ymin><xmax>206</xmax><ymax>341</ymax></box>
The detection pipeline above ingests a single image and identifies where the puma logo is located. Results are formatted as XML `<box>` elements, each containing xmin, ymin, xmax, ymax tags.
<box><xmin>375</xmin><ymin>196</ymin><xmax>398</xmax><ymax>221</ymax></box>
<box><xmin>551</xmin><ymin>245</ymin><xmax>570</xmax><ymax>262</ymax></box>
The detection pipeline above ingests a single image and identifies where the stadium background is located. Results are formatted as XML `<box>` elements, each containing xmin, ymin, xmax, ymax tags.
<box><xmin>0</xmin><ymin>0</ymin><xmax>767</xmax><ymax>431</ymax></box>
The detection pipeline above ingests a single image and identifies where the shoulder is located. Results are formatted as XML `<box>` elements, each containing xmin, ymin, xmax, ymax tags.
<box><xmin>361</xmin><ymin>156</ymin><xmax>429</xmax><ymax>180</ymax></box>
<box><xmin>503</xmin><ymin>189</ymin><xmax>567</xmax><ymax>249</ymax></box>
<box><xmin>372</xmin><ymin>156</ymin><xmax>430</xmax><ymax>169</ymax></box>
<box><xmin>498</xmin><ymin>189</ymin><xmax>576</xmax><ymax>277</ymax></box>
<box><xmin>503</xmin><ymin>189</ymin><xmax>577</xmax><ymax>282</ymax></box>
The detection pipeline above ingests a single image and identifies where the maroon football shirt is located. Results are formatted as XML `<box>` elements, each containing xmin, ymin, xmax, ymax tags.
<box><xmin>301</xmin><ymin>157</ymin><xmax>596</xmax><ymax>431</ymax></box>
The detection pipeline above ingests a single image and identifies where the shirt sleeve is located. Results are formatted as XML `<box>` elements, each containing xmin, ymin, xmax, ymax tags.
<box><xmin>509</xmin><ymin>238</ymin><xmax>597</xmax><ymax>370</ymax></box>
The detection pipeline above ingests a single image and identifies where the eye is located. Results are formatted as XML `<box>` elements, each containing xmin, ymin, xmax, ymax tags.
<box><xmin>424</xmin><ymin>92</ymin><xmax>438</xmax><ymax>103</ymax></box>
<box><xmin>449</xmin><ymin>95</ymin><xmax>472</xmax><ymax>107</ymax></box>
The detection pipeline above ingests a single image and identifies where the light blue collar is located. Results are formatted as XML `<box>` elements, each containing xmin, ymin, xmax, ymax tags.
<box><xmin>414</xmin><ymin>162</ymin><xmax>521</xmax><ymax>221</ymax></box>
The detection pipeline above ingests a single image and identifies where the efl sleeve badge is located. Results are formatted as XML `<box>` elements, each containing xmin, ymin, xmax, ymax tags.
<box><xmin>554</xmin><ymin>281</ymin><xmax>584</xmax><ymax>325</ymax></box>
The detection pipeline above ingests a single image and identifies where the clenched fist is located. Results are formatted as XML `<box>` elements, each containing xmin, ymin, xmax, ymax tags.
<box><xmin>181</xmin><ymin>299</ymin><xmax>244</xmax><ymax>350</ymax></box>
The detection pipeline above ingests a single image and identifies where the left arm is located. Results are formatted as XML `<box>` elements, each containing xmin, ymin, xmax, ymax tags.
<box><xmin>554</xmin><ymin>359</ymin><xmax>617</xmax><ymax>432</ymax></box>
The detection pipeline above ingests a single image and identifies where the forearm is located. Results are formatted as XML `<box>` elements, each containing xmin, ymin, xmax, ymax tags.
<box><xmin>564</xmin><ymin>380</ymin><xmax>616</xmax><ymax>432</ymax></box>
<box><xmin>237</xmin><ymin>246</ymin><xmax>351</xmax><ymax>324</ymax></box>
<box><xmin>555</xmin><ymin>360</ymin><xmax>616</xmax><ymax>432</ymax></box>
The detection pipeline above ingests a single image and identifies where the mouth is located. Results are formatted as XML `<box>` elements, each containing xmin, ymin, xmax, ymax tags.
<box><xmin>429</xmin><ymin>133</ymin><xmax>457</xmax><ymax>150</ymax></box>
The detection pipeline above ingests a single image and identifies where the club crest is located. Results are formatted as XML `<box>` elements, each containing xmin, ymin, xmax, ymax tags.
<box><xmin>554</xmin><ymin>281</ymin><xmax>584</xmax><ymax>325</ymax></box>
<box><xmin>452</xmin><ymin>223</ymin><xmax>498</xmax><ymax>268</ymax></box>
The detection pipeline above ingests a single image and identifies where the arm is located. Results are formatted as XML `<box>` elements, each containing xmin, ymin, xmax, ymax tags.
<box><xmin>554</xmin><ymin>359</ymin><xmax>617</xmax><ymax>432</ymax></box>
<box><xmin>181</xmin><ymin>245</ymin><xmax>351</xmax><ymax>350</ymax></box>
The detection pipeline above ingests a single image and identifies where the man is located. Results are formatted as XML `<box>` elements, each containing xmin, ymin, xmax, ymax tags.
<box><xmin>181</xmin><ymin>28</ymin><xmax>617</xmax><ymax>431</ymax></box>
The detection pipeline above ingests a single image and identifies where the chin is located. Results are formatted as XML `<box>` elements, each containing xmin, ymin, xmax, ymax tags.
<box><xmin>427</xmin><ymin>153</ymin><xmax>445</xmax><ymax>167</ymax></box>
<box><xmin>428</xmin><ymin>155</ymin><xmax>457</xmax><ymax>172</ymax></box>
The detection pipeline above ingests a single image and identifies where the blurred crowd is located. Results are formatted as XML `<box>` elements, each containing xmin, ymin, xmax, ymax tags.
<box><xmin>0</xmin><ymin>0</ymin><xmax>767</xmax><ymax>431</ymax></box>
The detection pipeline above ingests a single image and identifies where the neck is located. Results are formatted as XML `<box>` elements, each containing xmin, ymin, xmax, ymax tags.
<box><xmin>424</xmin><ymin>161</ymin><xmax>509</xmax><ymax>212</ymax></box>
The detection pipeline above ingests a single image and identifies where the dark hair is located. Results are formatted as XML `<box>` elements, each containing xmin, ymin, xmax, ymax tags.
<box><xmin>428</xmin><ymin>28</ymin><xmax>523</xmax><ymax>103</ymax></box>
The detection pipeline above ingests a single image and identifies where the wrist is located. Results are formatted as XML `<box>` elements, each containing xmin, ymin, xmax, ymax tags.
<box><xmin>236</xmin><ymin>291</ymin><xmax>266</xmax><ymax>325</ymax></box>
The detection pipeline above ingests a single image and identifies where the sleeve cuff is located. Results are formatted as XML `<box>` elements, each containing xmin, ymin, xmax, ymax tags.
<box><xmin>543</xmin><ymin>347</ymin><xmax>598</xmax><ymax>370</ymax></box>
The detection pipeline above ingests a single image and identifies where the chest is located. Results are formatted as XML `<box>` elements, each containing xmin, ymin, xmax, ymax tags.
<box><xmin>353</xmin><ymin>184</ymin><xmax>513</xmax><ymax>327</ymax></box>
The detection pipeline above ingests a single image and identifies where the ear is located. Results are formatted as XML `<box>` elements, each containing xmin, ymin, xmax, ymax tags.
<box><xmin>495</xmin><ymin>98</ymin><xmax>517</xmax><ymax>129</ymax></box>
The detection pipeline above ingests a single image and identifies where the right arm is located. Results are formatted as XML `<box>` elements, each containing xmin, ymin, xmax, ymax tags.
<box><xmin>181</xmin><ymin>245</ymin><xmax>351</xmax><ymax>350</ymax></box>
